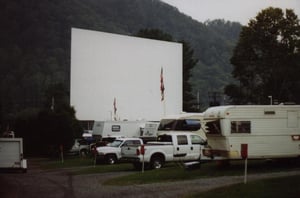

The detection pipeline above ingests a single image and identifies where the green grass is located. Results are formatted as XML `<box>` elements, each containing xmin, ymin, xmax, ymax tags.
<box><xmin>39</xmin><ymin>156</ymin><xmax>95</xmax><ymax>169</ymax></box>
<box><xmin>185</xmin><ymin>175</ymin><xmax>300</xmax><ymax>198</ymax></box>
<box><xmin>104</xmin><ymin>159</ymin><xmax>300</xmax><ymax>186</ymax></box>
<box><xmin>33</xmin><ymin>157</ymin><xmax>300</xmax><ymax>197</ymax></box>
<box><xmin>37</xmin><ymin>157</ymin><xmax>300</xmax><ymax>187</ymax></box>
<box><xmin>38</xmin><ymin>156</ymin><xmax>135</xmax><ymax>174</ymax></box>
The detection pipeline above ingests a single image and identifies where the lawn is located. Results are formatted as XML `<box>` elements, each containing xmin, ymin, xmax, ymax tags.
<box><xmin>33</xmin><ymin>157</ymin><xmax>300</xmax><ymax>197</ymax></box>
<box><xmin>103</xmin><ymin>159</ymin><xmax>300</xmax><ymax>185</ymax></box>
<box><xmin>185</xmin><ymin>174</ymin><xmax>300</xmax><ymax>198</ymax></box>
<box><xmin>38</xmin><ymin>156</ymin><xmax>300</xmax><ymax>187</ymax></box>
<box><xmin>38</xmin><ymin>156</ymin><xmax>134</xmax><ymax>174</ymax></box>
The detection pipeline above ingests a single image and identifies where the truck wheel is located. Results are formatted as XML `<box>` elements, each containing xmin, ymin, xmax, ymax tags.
<box><xmin>151</xmin><ymin>156</ymin><xmax>164</xmax><ymax>169</ymax></box>
<box><xmin>106</xmin><ymin>155</ymin><xmax>117</xmax><ymax>165</ymax></box>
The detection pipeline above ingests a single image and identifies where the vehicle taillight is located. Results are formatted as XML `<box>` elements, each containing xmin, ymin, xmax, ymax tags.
<box><xmin>140</xmin><ymin>145</ymin><xmax>145</xmax><ymax>155</ymax></box>
<box><xmin>136</xmin><ymin>148</ymin><xmax>140</xmax><ymax>155</ymax></box>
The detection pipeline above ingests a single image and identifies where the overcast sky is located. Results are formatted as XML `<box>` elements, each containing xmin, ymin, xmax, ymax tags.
<box><xmin>161</xmin><ymin>0</ymin><xmax>300</xmax><ymax>25</ymax></box>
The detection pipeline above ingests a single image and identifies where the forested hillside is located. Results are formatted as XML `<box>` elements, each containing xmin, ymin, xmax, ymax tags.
<box><xmin>0</xmin><ymin>0</ymin><xmax>241</xmax><ymax>122</ymax></box>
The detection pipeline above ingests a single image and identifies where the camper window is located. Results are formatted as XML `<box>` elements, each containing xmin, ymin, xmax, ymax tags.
<box><xmin>111</xmin><ymin>125</ymin><xmax>121</xmax><ymax>132</ymax></box>
<box><xmin>231</xmin><ymin>121</ymin><xmax>251</xmax><ymax>133</ymax></box>
<box><xmin>174</xmin><ymin>119</ymin><xmax>201</xmax><ymax>131</ymax></box>
<box><xmin>158</xmin><ymin>119</ymin><xmax>176</xmax><ymax>130</ymax></box>
<box><xmin>206</xmin><ymin>120</ymin><xmax>221</xmax><ymax>134</ymax></box>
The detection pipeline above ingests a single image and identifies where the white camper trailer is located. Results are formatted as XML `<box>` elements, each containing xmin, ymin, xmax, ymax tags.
<box><xmin>157</xmin><ymin>113</ymin><xmax>207</xmax><ymax>141</ymax></box>
<box><xmin>92</xmin><ymin>121</ymin><xmax>158</xmax><ymax>140</ymax></box>
<box><xmin>202</xmin><ymin>105</ymin><xmax>300</xmax><ymax>160</ymax></box>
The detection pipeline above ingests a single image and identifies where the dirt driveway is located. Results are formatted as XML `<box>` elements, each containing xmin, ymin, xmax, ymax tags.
<box><xmin>1</xmin><ymin>159</ymin><xmax>300</xmax><ymax>198</ymax></box>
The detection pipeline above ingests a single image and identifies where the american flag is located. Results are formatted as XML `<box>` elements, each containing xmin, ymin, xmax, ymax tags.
<box><xmin>160</xmin><ymin>67</ymin><xmax>165</xmax><ymax>101</ymax></box>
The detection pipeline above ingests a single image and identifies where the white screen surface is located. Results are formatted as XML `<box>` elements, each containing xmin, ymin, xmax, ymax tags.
<box><xmin>71</xmin><ymin>28</ymin><xmax>182</xmax><ymax>121</ymax></box>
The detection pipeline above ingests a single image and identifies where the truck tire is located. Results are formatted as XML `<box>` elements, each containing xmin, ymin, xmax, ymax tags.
<box><xmin>106</xmin><ymin>154</ymin><xmax>117</xmax><ymax>165</ymax></box>
<box><xmin>150</xmin><ymin>155</ymin><xmax>164</xmax><ymax>169</ymax></box>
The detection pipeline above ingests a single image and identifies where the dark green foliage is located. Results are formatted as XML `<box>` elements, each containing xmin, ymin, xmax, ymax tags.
<box><xmin>12</xmin><ymin>83</ymin><xmax>82</xmax><ymax>157</ymax></box>
<box><xmin>182</xmin><ymin>41</ymin><xmax>199</xmax><ymax>112</ymax></box>
<box><xmin>135</xmin><ymin>28</ymin><xmax>173</xmax><ymax>41</ymax></box>
<box><xmin>14</xmin><ymin>106</ymin><xmax>82</xmax><ymax>157</ymax></box>
<box><xmin>226</xmin><ymin>7</ymin><xmax>300</xmax><ymax>104</ymax></box>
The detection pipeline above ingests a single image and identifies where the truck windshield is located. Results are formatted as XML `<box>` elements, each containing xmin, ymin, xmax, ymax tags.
<box><xmin>158</xmin><ymin>119</ymin><xmax>201</xmax><ymax>131</ymax></box>
<box><xmin>108</xmin><ymin>140</ymin><xmax>123</xmax><ymax>147</ymax></box>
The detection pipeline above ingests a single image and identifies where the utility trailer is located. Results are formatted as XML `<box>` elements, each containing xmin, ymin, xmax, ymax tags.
<box><xmin>0</xmin><ymin>138</ymin><xmax>27</xmax><ymax>172</ymax></box>
<box><xmin>92</xmin><ymin>120</ymin><xmax>158</xmax><ymax>142</ymax></box>
<box><xmin>202</xmin><ymin>105</ymin><xmax>300</xmax><ymax>160</ymax></box>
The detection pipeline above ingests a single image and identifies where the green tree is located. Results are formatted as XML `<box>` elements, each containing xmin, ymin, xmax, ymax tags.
<box><xmin>181</xmin><ymin>40</ymin><xmax>198</xmax><ymax>111</ymax></box>
<box><xmin>225</xmin><ymin>7</ymin><xmax>300</xmax><ymax>104</ymax></box>
<box><xmin>14</xmin><ymin>83</ymin><xmax>82</xmax><ymax>157</ymax></box>
<box><xmin>135</xmin><ymin>29</ymin><xmax>198</xmax><ymax>112</ymax></box>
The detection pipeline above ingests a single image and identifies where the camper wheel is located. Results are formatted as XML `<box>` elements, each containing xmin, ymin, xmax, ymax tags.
<box><xmin>106</xmin><ymin>154</ymin><xmax>117</xmax><ymax>165</ymax></box>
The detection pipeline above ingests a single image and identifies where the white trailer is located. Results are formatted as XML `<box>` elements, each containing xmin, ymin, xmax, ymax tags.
<box><xmin>202</xmin><ymin>105</ymin><xmax>300</xmax><ymax>160</ymax></box>
<box><xmin>92</xmin><ymin>120</ymin><xmax>158</xmax><ymax>140</ymax></box>
<box><xmin>157</xmin><ymin>113</ymin><xmax>207</xmax><ymax>141</ymax></box>
<box><xmin>0</xmin><ymin>138</ymin><xmax>27</xmax><ymax>172</ymax></box>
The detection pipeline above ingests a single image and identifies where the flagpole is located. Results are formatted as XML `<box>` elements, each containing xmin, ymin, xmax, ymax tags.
<box><xmin>113</xmin><ymin>97</ymin><xmax>117</xmax><ymax>121</ymax></box>
<box><xmin>160</xmin><ymin>67</ymin><xmax>166</xmax><ymax>117</ymax></box>
<box><xmin>163</xmin><ymin>98</ymin><xmax>166</xmax><ymax>117</ymax></box>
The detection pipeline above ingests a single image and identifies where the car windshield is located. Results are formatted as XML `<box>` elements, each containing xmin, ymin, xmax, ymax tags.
<box><xmin>108</xmin><ymin>140</ymin><xmax>123</xmax><ymax>147</ymax></box>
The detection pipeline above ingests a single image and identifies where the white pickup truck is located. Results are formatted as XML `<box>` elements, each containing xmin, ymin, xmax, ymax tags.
<box><xmin>95</xmin><ymin>137</ymin><xmax>143</xmax><ymax>164</ymax></box>
<box><xmin>121</xmin><ymin>132</ymin><xmax>208</xmax><ymax>169</ymax></box>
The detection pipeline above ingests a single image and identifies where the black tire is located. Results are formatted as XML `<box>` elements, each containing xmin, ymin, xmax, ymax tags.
<box><xmin>106</xmin><ymin>155</ymin><xmax>117</xmax><ymax>165</ymax></box>
<box><xmin>150</xmin><ymin>155</ymin><xmax>164</xmax><ymax>169</ymax></box>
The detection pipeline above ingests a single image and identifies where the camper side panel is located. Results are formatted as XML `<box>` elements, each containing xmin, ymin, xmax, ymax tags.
<box><xmin>228</xmin><ymin>135</ymin><xmax>300</xmax><ymax>159</ymax></box>
<box><xmin>205</xmin><ymin>106</ymin><xmax>300</xmax><ymax>159</ymax></box>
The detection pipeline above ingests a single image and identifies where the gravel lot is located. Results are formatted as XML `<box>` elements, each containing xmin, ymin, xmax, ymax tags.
<box><xmin>1</xmin><ymin>159</ymin><xmax>300</xmax><ymax>198</ymax></box>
